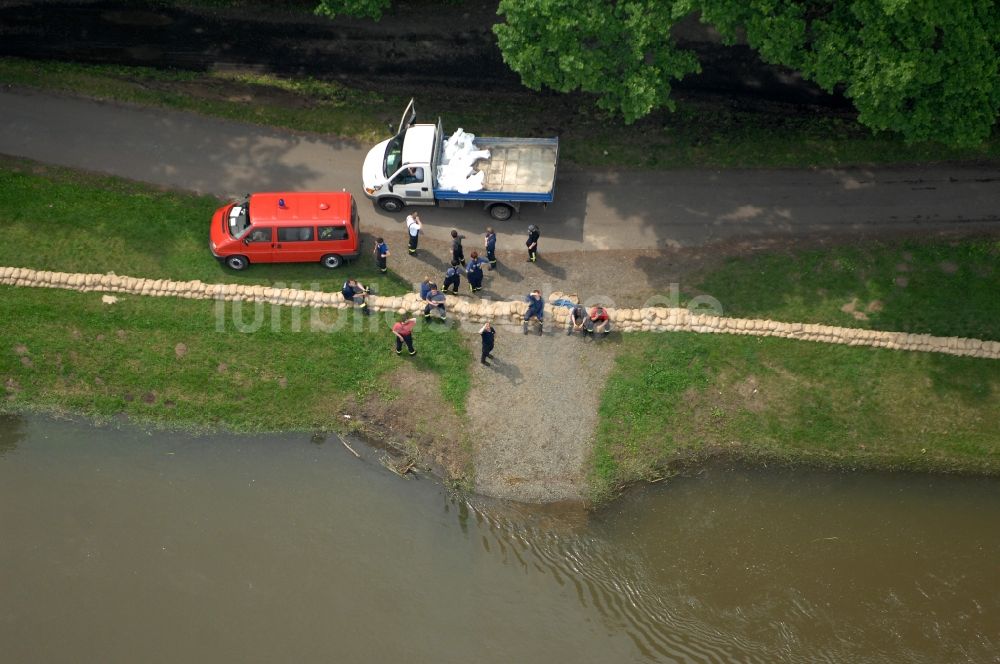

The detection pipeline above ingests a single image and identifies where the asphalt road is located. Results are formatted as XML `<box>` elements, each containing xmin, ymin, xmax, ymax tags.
<box><xmin>2</xmin><ymin>89</ymin><xmax>999</xmax><ymax>252</ymax></box>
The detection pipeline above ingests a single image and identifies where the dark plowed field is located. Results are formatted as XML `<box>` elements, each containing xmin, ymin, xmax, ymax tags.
<box><xmin>0</xmin><ymin>0</ymin><xmax>849</xmax><ymax>108</ymax></box>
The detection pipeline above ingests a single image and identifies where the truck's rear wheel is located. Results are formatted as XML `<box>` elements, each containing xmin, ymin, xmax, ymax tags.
<box><xmin>488</xmin><ymin>203</ymin><xmax>514</xmax><ymax>221</ymax></box>
<box><xmin>321</xmin><ymin>254</ymin><xmax>343</xmax><ymax>269</ymax></box>
<box><xmin>225</xmin><ymin>255</ymin><xmax>249</xmax><ymax>271</ymax></box>
<box><xmin>379</xmin><ymin>197</ymin><xmax>404</xmax><ymax>213</ymax></box>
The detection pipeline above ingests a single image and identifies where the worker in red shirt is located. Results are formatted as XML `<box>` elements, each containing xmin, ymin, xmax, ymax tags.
<box><xmin>588</xmin><ymin>304</ymin><xmax>611</xmax><ymax>337</ymax></box>
<box><xmin>391</xmin><ymin>315</ymin><xmax>417</xmax><ymax>356</ymax></box>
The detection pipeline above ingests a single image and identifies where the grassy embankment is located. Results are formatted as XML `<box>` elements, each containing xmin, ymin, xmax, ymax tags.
<box><xmin>0</xmin><ymin>158</ymin><xmax>472</xmax><ymax>431</ymax></box>
<box><xmin>2</xmin><ymin>57</ymin><xmax>998</xmax><ymax>169</ymax></box>
<box><xmin>592</xmin><ymin>240</ymin><xmax>1000</xmax><ymax>500</ymax></box>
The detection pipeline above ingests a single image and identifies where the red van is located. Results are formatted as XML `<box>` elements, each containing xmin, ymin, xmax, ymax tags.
<box><xmin>209</xmin><ymin>192</ymin><xmax>361</xmax><ymax>270</ymax></box>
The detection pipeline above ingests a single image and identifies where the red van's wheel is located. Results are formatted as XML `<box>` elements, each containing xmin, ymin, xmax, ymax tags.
<box><xmin>321</xmin><ymin>254</ymin><xmax>343</xmax><ymax>269</ymax></box>
<box><xmin>225</xmin><ymin>255</ymin><xmax>249</xmax><ymax>271</ymax></box>
<box><xmin>378</xmin><ymin>197</ymin><xmax>404</xmax><ymax>213</ymax></box>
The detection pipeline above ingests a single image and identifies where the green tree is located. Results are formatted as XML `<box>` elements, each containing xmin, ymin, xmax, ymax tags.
<box><xmin>317</xmin><ymin>0</ymin><xmax>1000</xmax><ymax>146</ymax></box>
<box><xmin>493</xmin><ymin>0</ymin><xmax>701</xmax><ymax>122</ymax></box>
<box><xmin>691</xmin><ymin>0</ymin><xmax>1000</xmax><ymax>147</ymax></box>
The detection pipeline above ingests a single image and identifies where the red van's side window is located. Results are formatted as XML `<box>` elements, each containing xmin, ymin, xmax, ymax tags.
<box><xmin>318</xmin><ymin>226</ymin><xmax>349</xmax><ymax>241</ymax></box>
<box><xmin>278</xmin><ymin>227</ymin><xmax>314</xmax><ymax>242</ymax></box>
<box><xmin>247</xmin><ymin>228</ymin><xmax>272</xmax><ymax>243</ymax></box>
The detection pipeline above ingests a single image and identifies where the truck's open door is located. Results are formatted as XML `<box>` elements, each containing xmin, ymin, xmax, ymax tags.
<box><xmin>396</xmin><ymin>98</ymin><xmax>416</xmax><ymax>137</ymax></box>
<box><xmin>432</xmin><ymin>116</ymin><xmax>444</xmax><ymax>185</ymax></box>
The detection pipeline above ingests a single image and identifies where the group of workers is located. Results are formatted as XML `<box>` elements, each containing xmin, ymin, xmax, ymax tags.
<box><xmin>521</xmin><ymin>290</ymin><xmax>612</xmax><ymax>337</ymax></box>
<box><xmin>407</xmin><ymin>212</ymin><xmax>538</xmax><ymax>267</ymax></box>
<box><xmin>342</xmin><ymin>210</ymin><xmax>608</xmax><ymax>362</ymax></box>
<box><xmin>344</xmin><ymin>278</ymin><xmax>610</xmax><ymax>364</ymax></box>
<box><xmin>566</xmin><ymin>303</ymin><xmax>612</xmax><ymax>337</ymax></box>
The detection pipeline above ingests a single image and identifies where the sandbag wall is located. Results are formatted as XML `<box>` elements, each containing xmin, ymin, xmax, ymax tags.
<box><xmin>2</xmin><ymin>267</ymin><xmax>998</xmax><ymax>360</ymax></box>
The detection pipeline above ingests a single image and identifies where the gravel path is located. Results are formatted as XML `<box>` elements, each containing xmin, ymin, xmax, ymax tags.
<box><xmin>388</xmin><ymin>231</ymin><xmax>626</xmax><ymax>504</ymax></box>
<box><xmin>462</xmin><ymin>322</ymin><xmax>618</xmax><ymax>503</ymax></box>
<box><xmin>375</xmin><ymin>226</ymin><xmax>706</xmax><ymax>308</ymax></box>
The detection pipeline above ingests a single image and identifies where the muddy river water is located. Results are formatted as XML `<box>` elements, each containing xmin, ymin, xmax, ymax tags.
<box><xmin>1</xmin><ymin>414</ymin><xmax>997</xmax><ymax>663</ymax></box>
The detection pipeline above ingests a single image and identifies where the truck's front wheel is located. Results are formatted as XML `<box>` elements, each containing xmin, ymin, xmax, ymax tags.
<box><xmin>488</xmin><ymin>204</ymin><xmax>514</xmax><ymax>221</ymax></box>
<box><xmin>378</xmin><ymin>197</ymin><xmax>405</xmax><ymax>213</ymax></box>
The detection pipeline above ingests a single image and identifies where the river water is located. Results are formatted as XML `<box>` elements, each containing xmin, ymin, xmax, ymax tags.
<box><xmin>1</xmin><ymin>414</ymin><xmax>997</xmax><ymax>663</ymax></box>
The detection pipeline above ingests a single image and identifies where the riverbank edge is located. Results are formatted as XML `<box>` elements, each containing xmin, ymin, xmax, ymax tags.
<box><xmin>590</xmin><ymin>439</ymin><xmax>1000</xmax><ymax>505</ymax></box>
<box><xmin>5</xmin><ymin>352</ymin><xmax>997</xmax><ymax>509</ymax></box>
<box><xmin>7</xmin><ymin>396</ymin><xmax>1000</xmax><ymax>512</ymax></box>
<box><xmin>0</xmin><ymin>399</ymin><xmax>471</xmax><ymax>492</ymax></box>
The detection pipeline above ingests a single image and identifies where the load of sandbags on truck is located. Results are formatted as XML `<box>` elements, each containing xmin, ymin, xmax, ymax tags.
<box><xmin>437</xmin><ymin>128</ymin><xmax>491</xmax><ymax>194</ymax></box>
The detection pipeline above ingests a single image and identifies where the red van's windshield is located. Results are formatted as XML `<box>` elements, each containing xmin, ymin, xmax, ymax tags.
<box><xmin>227</xmin><ymin>201</ymin><xmax>251</xmax><ymax>239</ymax></box>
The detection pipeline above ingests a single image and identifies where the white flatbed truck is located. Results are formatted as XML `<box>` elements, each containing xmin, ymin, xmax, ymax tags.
<box><xmin>361</xmin><ymin>100</ymin><xmax>559</xmax><ymax>221</ymax></box>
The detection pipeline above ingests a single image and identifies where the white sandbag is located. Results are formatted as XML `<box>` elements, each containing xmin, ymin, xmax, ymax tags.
<box><xmin>454</xmin><ymin>170</ymin><xmax>485</xmax><ymax>194</ymax></box>
<box><xmin>468</xmin><ymin>149</ymin><xmax>491</xmax><ymax>162</ymax></box>
<box><xmin>442</xmin><ymin>128</ymin><xmax>475</xmax><ymax>163</ymax></box>
<box><xmin>437</xmin><ymin>129</ymin><xmax>490</xmax><ymax>193</ymax></box>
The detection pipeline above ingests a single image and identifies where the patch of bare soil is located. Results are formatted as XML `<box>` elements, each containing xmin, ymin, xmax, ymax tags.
<box><xmin>734</xmin><ymin>375</ymin><xmax>766</xmax><ymax>413</ymax></box>
<box><xmin>171</xmin><ymin>79</ymin><xmax>315</xmax><ymax>111</ymax></box>
<box><xmin>840</xmin><ymin>298</ymin><xmax>869</xmax><ymax>321</ymax></box>
<box><xmin>673</xmin><ymin>367</ymin><xmax>789</xmax><ymax>450</ymax></box>
<box><xmin>345</xmin><ymin>362</ymin><xmax>471</xmax><ymax>482</ymax></box>
<box><xmin>939</xmin><ymin>260</ymin><xmax>959</xmax><ymax>274</ymax></box>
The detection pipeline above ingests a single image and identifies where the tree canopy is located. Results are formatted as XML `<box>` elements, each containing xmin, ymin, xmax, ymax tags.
<box><xmin>493</xmin><ymin>0</ymin><xmax>701</xmax><ymax>122</ymax></box>
<box><xmin>315</xmin><ymin>0</ymin><xmax>1000</xmax><ymax>146</ymax></box>
<box><xmin>687</xmin><ymin>0</ymin><xmax>1000</xmax><ymax>146</ymax></box>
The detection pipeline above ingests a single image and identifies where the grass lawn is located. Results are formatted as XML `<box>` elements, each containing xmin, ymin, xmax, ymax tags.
<box><xmin>594</xmin><ymin>235</ymin><xmax>1000</xmax><ymax>501</ymax></box>
<box><xmin>1</xmin><ymin>287</ymin><xmax>471</xmax><ymax>428</ymax></box>
<box><xmin>689</xmin><ymin>238</ymin><xmax>1000</xmax><ymax>341</ymax></box>
<box><xmin>592</xmin><ymin>332</ymin><xmax>1000</xmax><ymax>501</ymax></box>
<box><xmin>0</xmin><ymin>156</ymin><xmax>409</xmax><ymax>295</ymax></box>
<box><xmin>0</xmin><ymin>158</ymin><xmax>471</xmax><ymax>418</ymax></box>
<box><xmin>2</xmin><ymin>57</ymin><xmax>997</xmax><ymax>169</ymax></box>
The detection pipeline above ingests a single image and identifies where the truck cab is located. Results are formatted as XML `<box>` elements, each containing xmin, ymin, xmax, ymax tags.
<box><xmin>362</xmin><ymin>99</ymin><xmax>436</xmax><ymax>211</ymax></box>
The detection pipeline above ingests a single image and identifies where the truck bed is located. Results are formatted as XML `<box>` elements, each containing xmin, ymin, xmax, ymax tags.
<box><xmin>434</xmin><ymin>137</ymin><xmax>558</xmax><ymax>203</ymax></box>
